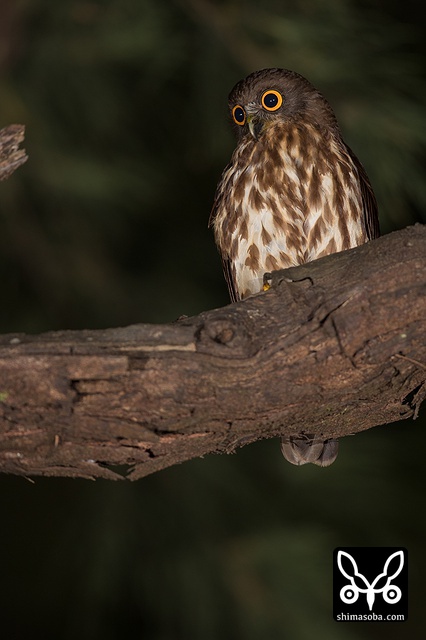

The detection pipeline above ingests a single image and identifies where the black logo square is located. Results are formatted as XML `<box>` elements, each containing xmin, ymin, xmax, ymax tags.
<box><xmin>333</xmin><ymin>547</ymin><xmax>408</xmax><ymax>622</ymax></box>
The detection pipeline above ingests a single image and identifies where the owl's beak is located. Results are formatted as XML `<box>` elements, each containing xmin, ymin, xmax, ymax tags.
<box><xmin>245</xmin><ymin>104</ymin><xmax>262</xmax><ymax>140</ymax></box>
<box><xmin>247</xmin><ymin>116</ymin><xmax>265</xmax><ymax>140</ymax></box>
<box><xmin>247</xmin><ymin>115</ymin><xmax>257</xmax><ymax>140</ymax></box>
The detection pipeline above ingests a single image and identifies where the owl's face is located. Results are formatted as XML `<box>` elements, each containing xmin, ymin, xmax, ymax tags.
<box><xmin>228</xmin><ymin>68</ymin><xmax>338</xmax><ymax>141</ymax></box>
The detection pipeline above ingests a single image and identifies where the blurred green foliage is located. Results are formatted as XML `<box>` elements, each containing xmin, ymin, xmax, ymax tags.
<box><xmin>0</xmin><ymin>1</ymin><xmax>425</xmax><ymax>638</ymax></box>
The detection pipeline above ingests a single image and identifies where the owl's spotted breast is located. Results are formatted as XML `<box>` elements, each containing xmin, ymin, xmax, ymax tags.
<box><xmin>212</xmin><ymin>120</ymin><xmax>368</xmax><ymax>300</ymax></box>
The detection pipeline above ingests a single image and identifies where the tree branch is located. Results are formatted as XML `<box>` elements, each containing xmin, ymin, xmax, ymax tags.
<box><xmin>0</xmin><ymin>225</ymin><xmax>425</xmax><ymax>480</ymax></box>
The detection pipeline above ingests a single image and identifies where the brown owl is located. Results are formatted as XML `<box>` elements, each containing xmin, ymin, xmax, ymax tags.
<box><xmin>209</xmin><ymin>68</ymin><xmax>379</xmax><ymax>467</ymax></box>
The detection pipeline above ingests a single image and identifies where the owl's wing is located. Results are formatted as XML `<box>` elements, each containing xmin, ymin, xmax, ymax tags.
<box><xmin>209</xmin><ymin>166</ymin><xmax>241</xmax><ymax>304</ymax></box>
<box><xmin>345</xmin><ymin>144</ymin><xmax>380</xmax><ymax>240</ymax></box>
<box><xmin>221</xmin><ymin>256</ymin><xmax>240</xmax><ymax>303</ymax></box>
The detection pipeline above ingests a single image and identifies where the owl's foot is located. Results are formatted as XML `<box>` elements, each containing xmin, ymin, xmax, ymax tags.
<box><xmin>281</xmin><ymin>434</ymin><xmax>339</xmax><ymax>467</ymax></box>
<box><xmin>262</xmin><ymin>272</ymin><xmax>272</xmax><ymax>291</ymax></box>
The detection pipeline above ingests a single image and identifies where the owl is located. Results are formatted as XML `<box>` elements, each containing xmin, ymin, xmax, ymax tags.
<box><xmin>209</xmin><ymin>68</ymin><xmax>379</xmax><ymax>466</ymax></box>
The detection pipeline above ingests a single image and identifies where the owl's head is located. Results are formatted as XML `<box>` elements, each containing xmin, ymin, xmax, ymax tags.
<box><xmin>228</xmin><ymin>68</ymin><xmax>338</xmax><ymax>140</ymax></box>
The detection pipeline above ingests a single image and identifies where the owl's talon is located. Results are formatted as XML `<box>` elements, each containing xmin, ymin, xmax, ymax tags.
<box><xmin>262</xmin><ymin>272</ymin><xmax>272</xmax><ymax>291</ymax></box>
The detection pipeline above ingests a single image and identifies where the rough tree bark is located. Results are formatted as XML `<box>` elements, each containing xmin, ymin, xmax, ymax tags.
<box><xmin>0</xmin><ymin>224</ymin><xmax>424</xmax><ymax>480</ymax></box>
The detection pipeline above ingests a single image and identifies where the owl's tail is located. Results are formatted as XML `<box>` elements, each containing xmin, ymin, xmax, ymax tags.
<box><xmin>281</xmin><ymin>434</ymin><xmax>339</xmax><ymax>467</ymax></box>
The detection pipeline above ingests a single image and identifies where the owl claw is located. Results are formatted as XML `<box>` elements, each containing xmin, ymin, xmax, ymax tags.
<box><xmin>262</xmin><ymin>272</ymin><xmax>272</xmax><ymax>291</ymax></box>
<box><xmin>280</xmin><ymin>435</ymin><xmax>339</xmax><ymax>467</ymax></box>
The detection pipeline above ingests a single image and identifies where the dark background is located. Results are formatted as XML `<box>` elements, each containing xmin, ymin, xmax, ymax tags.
<box><xmin>0</xmin><ymin>1</ymin><xmax>425</xmax><ymax>638</ymax></box>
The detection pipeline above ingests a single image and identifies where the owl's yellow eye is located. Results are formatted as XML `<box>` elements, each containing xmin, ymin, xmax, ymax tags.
<box><xmin>232</xmin><ymin>105</ymin><xmax>246</xmax><ymax>126</ymax></box>
<box><xmin>261</xmin><ymin>90</ymin><xmax>283</xmax><ymax>111</ymax></box>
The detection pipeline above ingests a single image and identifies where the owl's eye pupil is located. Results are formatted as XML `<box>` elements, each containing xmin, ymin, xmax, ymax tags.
<box><xmin>264</xmin><ymin>93</ymin><xmax>278</xmax><ymax>108</ymax></box>
<box><xmin>232</xmin><ymin>105</ymin><xmax>246</xmax><ymax>126</ymax></box>
<box><xmin>261</xmin><ymin>90</ymin><xmax>283</xmax><ymax>111</ymax></box>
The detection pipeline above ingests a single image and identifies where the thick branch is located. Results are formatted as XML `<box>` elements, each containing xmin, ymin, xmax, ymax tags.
<box><xmin>0</xmin><ymin>225</ymin><xmax>425</xmax><ymax>480</ymax></box>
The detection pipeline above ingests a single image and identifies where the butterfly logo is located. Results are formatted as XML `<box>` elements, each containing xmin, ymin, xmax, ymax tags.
<box><xmin>337</xmin><ymin>550</ymin><xmax>404</xmax><ymax>611</ymax></box>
